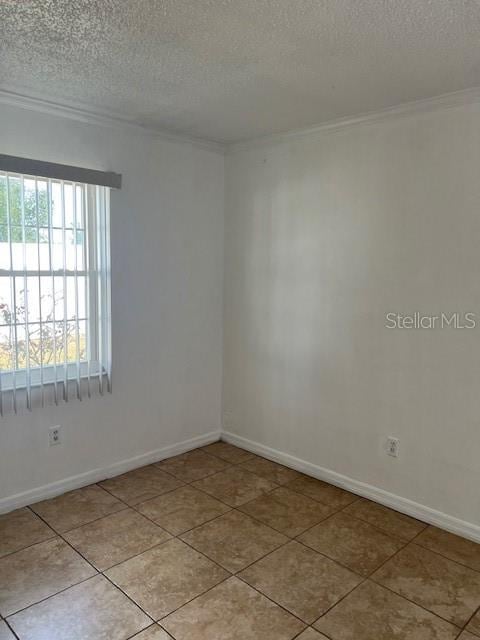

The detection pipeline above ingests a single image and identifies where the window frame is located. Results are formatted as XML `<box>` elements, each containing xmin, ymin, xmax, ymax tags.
<box><xmin>0</xmin><ymin>172</ymin><xmax>110</xmax><ymax>397</ymax></box>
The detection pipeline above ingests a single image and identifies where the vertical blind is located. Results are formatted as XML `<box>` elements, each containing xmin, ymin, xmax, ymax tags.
<box><xmin>0</xmin><ymin>164</ymin><xmax>114</xmax><ymax>415</ymax></box>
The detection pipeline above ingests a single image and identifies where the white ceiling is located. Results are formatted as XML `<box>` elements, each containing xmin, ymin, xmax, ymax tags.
<box><xmin>1</xmin><ymin>1</ymin><xmax>480</xmax><ymax>144</ymax></box>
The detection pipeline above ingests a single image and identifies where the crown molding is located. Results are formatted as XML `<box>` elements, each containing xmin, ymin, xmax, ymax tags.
<box><xmin>0</xmin><ymin>89</ymin><xmax>226</xmax><ymax>154</ymax></box>
<box><xmin>2</xmin><ymin>85</ymin><xmax>480</xmax><ymax>156</ymax></box>
<box><xmin>227</xmin><ymin>86</ymin><xmax>480</xmax><ymax>154</ymax></box>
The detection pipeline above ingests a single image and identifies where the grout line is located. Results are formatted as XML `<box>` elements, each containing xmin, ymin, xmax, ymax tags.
<box><xmin>3</xmin><ymin>444</ymin><xmax>479</xmax><ymax>640</ymax></box>
<box><xmin>367</xmin><ymin>574</ymin><xmax>463</xmax><ymax>631</ymax></box>
<box><xmin>230</xmin><ymin>535</ymin><xmax>361</xmax><ymax>627</ymax></box>
<box><xmin>236</xmin><ymin>496</ymin><xmax>343</xmax><ymax>538</ymax></box>
<box><xmin>235</xmin><ymin>572</ymin><xmax>309</xmax><ymax>627</ymax></box>
<box><xmin>293</xmin><ymin>536</ymin><xmax>372</xmax><ymax>577</ymax></box>
<box><xmin>3</xmin><ymin>617</ymin><xmax>21</xmax><ymax>640</ymax></box>
<box><xmin>290</xmin><ymin>628</ymin><xmax>326</xmax><ymax>640</ymax></box>
<box><xmin>51</xmin><ymin>472</ymin><xmax>236</xmax><ymax>634</ymax></box>
<box><xmin>224</xmin><ymin>527</ymin><xmax>291</xmax><ymax>575</ymax></box>
<box><xmin>334</xmin><ymin>499</ymin><xmax>428</xmax><ymax>539</ymax></box>
<box><xmin>335</xmin><ymin>506</ymin><xmax>426</xmax><ymax>541</ymax></box>
<box><xmin>137</xmin><ymin>506</ymin><xmax>233</xmax><ymax>539</ymax></box>
<box><xmin>98</xmin><ymin>570</ymin><xmax>157</xmax><ymax>625</ymax></box>
<box><xmin>24</xmin><ymin>501</ymin><xmax>123</xmax><ymax>534</ymax></box>
<box><xmin>97</xmin><ymin>538</ymin><xmax>173</xmax><ymax>572</ymax></box>
<box><xmin>152</xmin><ymin>455</ymin><xmax>234</xmax><ymax>481</ymax></box>
<box><xmin>104</xmin><ymin>450</ymin><xmax>480</xmax><ymax>586</ymax></box>
<box><xmin>125</xmin><ymin>623</ymin><xmax>169</xmax><ymax>640</ymax></box>
<box><xmin>190</xmin><ymin>481</ymin><xmax>278</xmax><ymax>510</ymax></box>
<box><xmin>155</xmin><ymin>575</ymin><xmax>232</xmax><ymax>628</ymax></box>
<box><xmin>308</xmin><ymin>530</ymin><xmax>422</xmax><ymax>630</ymax></box>
<box><xmin>96</xmin><ymin>471</ymin><xmax>189</xmax><ymax>502</ymax></box>
<box><xmin>51</xmin><ymin>492</ymin><xmax>179</xmax><ymax>575</ymax></box>
<box><xmin>291</xmin><ymin>507</ymin><xmax>361</xmax><ymax>541</ymax></box>
<box><xmin>125</xmin><ymin>502</ymin><xmax>236</xmax><ymax>578</ymax></box>
<box><xmin>165</xmin><ymin>535</ymin><xmax>234</xmax><ymax>577</ymax></box>
<box><xmin>27</xmin><ymin>484</ymin><xmax>130</xmax><ymax>533</ymax></box>
<box><xmin>102</xmin><ymin>463</ymin><xmax>480</xmax><ymax>636</ymax></box>
<box><xmin>22</xmin><ymin>508</ymin><xmax>157</xmax><ymax>627</ymax></box>
<box><xmin>412</xmin><ymin>539</ymin><xmax>480</xmax><ymax>578</ymax></box>
<box><xmin>3</xmin><ymin>572</ymin><xmax>98</xmax><ymax>620</ymax></box>
<box><xmin>406</xmin><ymin>541</ymin><xmax>480</xmax><ymax>578</ymax></box>
<box><xmin>284</xmin><ymin>485</ymin><xmax>480</xmax><ymax>579</ymax></box>
<box><xmin>280</xmin><ymin>483</ymin><xmax>419</xmax><ymax>541</ymax></box>
<box><xmin>456</xmin><ymin>601</ymin><xmax>480</xmax><ymax>634</ymax></box>
<box><xmin>0</xmin><ymin>528</ymin><xmax>58</xmax><ymax>561</ymax></box>
<box><xmin>1</xmin><ymin>448</ymin><xmax>280</xmax><ymax>634</ymax></box>
<box><xmin>365</xmin><ymin>527</ymin><xmax>466</xmax><ymax>631</ymax></box>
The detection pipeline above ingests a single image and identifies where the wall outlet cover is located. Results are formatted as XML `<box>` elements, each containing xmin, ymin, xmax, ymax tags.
<box><xmin>386</xmin><ymin>436</ymin><xmax>399</xmax><ymax>457</ymax></box>
<box><xmin>49</xmin><ymin>426</ymin><xmax>62</xmax><ymax>446</ymax></box>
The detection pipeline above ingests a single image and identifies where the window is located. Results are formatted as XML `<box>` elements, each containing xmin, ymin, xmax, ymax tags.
<box><xmin>0</xmin><ymin>170</ymin><xmax>112</xmax><ymax>413</ymax></box>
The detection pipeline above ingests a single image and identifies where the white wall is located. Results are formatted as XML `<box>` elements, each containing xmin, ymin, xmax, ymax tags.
<box><xmin>224</xmin><ymin>102</ymin><xmax>480</xmax><ymax>528</ymax></box>
<box><xmin>0</xmin><ymin>104</ymin><xmax>224</xmax><ymax>505</ymax></box>
<box><xmin>2</xmin><ymin>97</ymin><xmax>480</xmax><ymax>532</ymax></box>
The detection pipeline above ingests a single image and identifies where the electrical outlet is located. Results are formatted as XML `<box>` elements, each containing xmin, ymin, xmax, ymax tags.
<box><xmin>49</xmin><ymin>426</ymin><xmax>62</xmax><ymax>446</ymax></box>
<box><xmin>386</xmin><ymin>436</ymin><xmax>399</xmax><ymax>457</ymax></box>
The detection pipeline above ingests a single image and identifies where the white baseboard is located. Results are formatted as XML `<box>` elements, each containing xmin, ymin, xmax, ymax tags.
<box><xmin>0</xmin><ymin>430</ymin><xmax>221</xmax><ymax>514</ymax></box>
<box><xmin>222</xmin><ymin>431</ymin><xmax>480</xmax><ymax>544</ymax></box>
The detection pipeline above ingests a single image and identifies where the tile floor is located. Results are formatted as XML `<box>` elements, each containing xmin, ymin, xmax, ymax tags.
<box><xmin>0</xmin><ymin>441</ymin><xmax>479</xmax><ymax>640</ymax></box>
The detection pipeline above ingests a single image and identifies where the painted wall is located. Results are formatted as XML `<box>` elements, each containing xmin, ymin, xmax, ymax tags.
<box><xmin>223</xmin><ymin>102</ymin><xmax>480</xmax><ymax>527</ymax></box>
<box><xmin>0</xmin><ymin>104</ymin><xmax>224</xmax><ymax>504</ymax></box>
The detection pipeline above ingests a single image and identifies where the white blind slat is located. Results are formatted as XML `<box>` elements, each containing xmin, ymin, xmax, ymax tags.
<box><xmin>20</xmin><ymin>177</ymin><xmax>32</xmax><ymax>410</ymax></box>
<box><xmin>47</xmin><ymin>179</ymin><xmax>59</xmax><ymax>405</ymax></box>
<box><xmin>0</xmin><ymin>172</ymin><xmax>111</xmax><ymax>414</ymax></box>
<box><xmin>6</xmin><ymin>176</ymin><xmax>18</xmax><ymax>412</ymax></box>
<box><xmin>73</xmin><ymin>183</ymin><xmax>81</xmax><ymax>401</ymax></box>
<box><xmin>61</xmin><ymin>181</ymin><xmax>68</xmax><ymax>402</ymax></box>
<box><xmin>35</xmin><ymin>178</ymin><xmax>45</xmax><ymax>407</ymax></box>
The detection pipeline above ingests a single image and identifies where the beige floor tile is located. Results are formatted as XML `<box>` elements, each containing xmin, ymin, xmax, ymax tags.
<box><xmin>106</xmin><ymin>538</ymin><xmax>228</xmax><ymax>619</ymax></box>
<box><xmin>343</xmin><ymin>498</ymin><xmax>426</xmax><ymax>541</ymax></box>
<box><xmin>314</xmin><ymin>581</ymin><xmax>458</xmax><ymax>640</ymax></box>
<box><xmin>99</xmin><ymin>466</ymin><xmax>184</xmax><ymax>505</ymax></box>
<box><xmin>8</xmin><ymin>575</ymin><xmax>151</xmax><ymax>640</ymax></box>
<box><xmin>239</xmin><ymin>540</ymin><xmax>361</xmax><ymax>623</ymax></box>
<box><xmin>192</xmin><ymin>467</ymin><xmax>277</xmax><ymax>507</ymax></box>
<box><xmin>202</xmin><ymin>442</ymin><xmax>255</xmax><ymax>464</ymax></box>
<box><xmin>467</xmin><ymin>609</ymin><xmax>480</xmax><ymax>636</ymax></box>
<box><xmin>137</xmin><ymin>486</ymin><xmax>230</xmax><ymax>535</ymax></box>
<box><xmin>180</xmin><ymin>510</ymin><xmax>287</xmax><ymax>572</ymax></box>
<box><xmin>161</xmin><ymin>576</ymin><xmax>305</xmax><ymax>640</ymax></box>
<box><xmin>298</xmin><ymin>511</ymin><xmax>404</xmax><ymax>576</ymax></box>
<box><xmin>296</xmin><ymin>629</ymin><xmax>330</xmax><ymax>640</ymax></box>
<box><xmin>130</xmin><ymin>625</ymin><xmax>172</xmax><ymax>639</ymax></box>
<box><xmin>64</xmin><ymin>509</ymin><xmax>171</xmax><ymax>570</ymax></box>
<box><xmin>416</xmin><ymin>526</ymin><xmax>480</xmax><ymax>572</ymax></box>
<box><xmin>138</xmin><ymin>485</ymin><xmax>231</xmax><ymax>535</ymax></box>
<box><xmin>156</xmin><ymin>450</ymin><xmax>230</xmax><ymax>482</ymax></box>
<box><xmin>373</xmin><ymin>544</ymin><xmax>480</xmax><ymax>627</ymax></box>
<box><xmin>240</xmin><ymin>456</ymin><xmax>302</xmax><ymax>485</ymax></box>
<box><xmin>0</xmin><ymin>621</ymin><xmax>15</xmax><ymax>640</ymax></box>
<box><xmin>286</xmin><ymin>476</ymin><xmax>358</xmax><ymax>509</ymax></box>
<box><xmin>239</xmin><ymin>487</ymin><xmax>335</xmax><ymax>537</ymax></box>
<box><xmin>0</xmin><ymin>537</ymin><xmax>96</xmax><ymax>617</ymax></box>
<box><xmin>460</xmin><ymin>632</ymin><xmax>479</xmax><ymax>640</ymax></box>
<box><xmin>31</xmin><ymin>484</ymin><xmax>126</xmax><ymax>532</ymax></box>
<box><xmin>0</xmin><ymin>508</ymin><xmax>55</xmax><ymax>558</ymax></box>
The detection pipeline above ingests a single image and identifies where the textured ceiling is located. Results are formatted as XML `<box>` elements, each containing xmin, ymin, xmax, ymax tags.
<box><xmin>1</xmin><ymin>0</ymin><xmax>480</xmax><ymax>143</ymax></box>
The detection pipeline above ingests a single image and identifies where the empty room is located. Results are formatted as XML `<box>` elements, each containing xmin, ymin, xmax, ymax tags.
<box><xmin>0</xmin><ymin>2</ymin><xmax>479</xmax><ymax>639</ymax></box>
